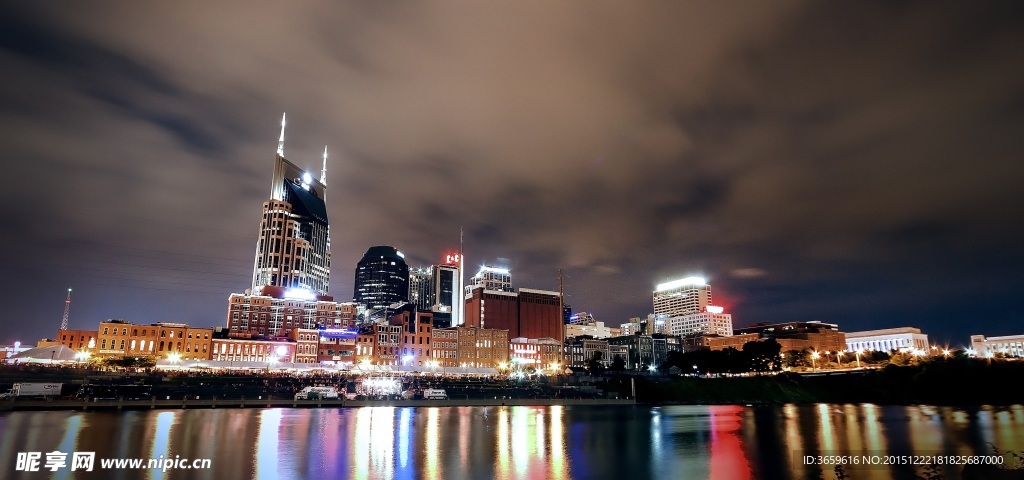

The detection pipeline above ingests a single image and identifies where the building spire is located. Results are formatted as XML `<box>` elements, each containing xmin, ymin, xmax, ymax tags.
<box><xmin>277</xmin><ymin>112</ymin><xmax>287</xmax><ymax>156</ymax></box>
<box><xmin>321</xmin><ymin>145</ymin><xmax>328</xmax><ymax>186</ymax></box>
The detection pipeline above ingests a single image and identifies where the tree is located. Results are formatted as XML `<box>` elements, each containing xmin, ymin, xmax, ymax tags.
<box><xmin>103</xmin><ymin>355</ymin><xmax>156</xmax><ymax>370</ymax></box>
<box><xmin>610</xmin><ymin>354</ymin><xmax>626</xmax><ymax>372</ymax></box>
<box><xmin>743</xmin><ymin>339</ymin><xmax>782</xmax><ymax>373</ymax></box>
<box><xmin>587</xmin><ymin>351</ymin><xmax>606</xmax><ymax>376</ymax></box>
<box><xmin>784</xmin><ymin>349</ymin><xmax>810</xmax><ymax>370</ymax></box>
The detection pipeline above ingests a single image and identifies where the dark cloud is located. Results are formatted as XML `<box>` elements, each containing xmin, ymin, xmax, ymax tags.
<box><xmin>1</xmin><ymin>1</ymin><xmax>1022</xmax><ymax>346</ymax></box>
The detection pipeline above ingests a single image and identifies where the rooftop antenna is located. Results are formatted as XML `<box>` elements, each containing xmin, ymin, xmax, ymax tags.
<box><xmin>59</xmin><ymin>288</ymin><xmax>72</xmax><ymax>330</ymax></box>
<box><xmin>321</xmin><ymin>145</ymin><xmax>328</xmax><ymax>185</ymax></box>
<box><xmin>277</xmin><ymin>112</ymin><xmax>287</xmax><ymax>156</ymax></box>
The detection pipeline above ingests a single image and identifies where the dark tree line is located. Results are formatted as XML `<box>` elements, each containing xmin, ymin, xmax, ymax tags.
<box><xmin>662</xmin><ymin>340</ymin><xmax>784</xmax><ymax>375</ymax></box>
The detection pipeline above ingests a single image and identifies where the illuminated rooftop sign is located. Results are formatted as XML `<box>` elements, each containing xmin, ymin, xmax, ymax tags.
<box><xmin>655</xmin><ymin>276</ymin><xmax>707</xmax><ymax>292</ymax></box>
<box><xmin>706</xmin><ymin>305</ymin><xmax>724</xmax><ymax>314</ymax></box>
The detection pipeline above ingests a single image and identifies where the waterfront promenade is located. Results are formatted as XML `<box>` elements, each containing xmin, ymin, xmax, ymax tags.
<box><xmin>0</xmin><ymin>396</ymin><xmax>635</xmax><ymax>411</ymax></box>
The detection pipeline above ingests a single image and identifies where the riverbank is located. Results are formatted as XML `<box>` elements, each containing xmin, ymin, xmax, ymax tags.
<box><xmin>0</xmin><ymin>396</ymin><xmax>635</xmax><ymax>412</ymax></box>
<box><xmin>624</xmin><ymin>359</ymin><xmax>1024</xmax><ymax>406</ymax></box>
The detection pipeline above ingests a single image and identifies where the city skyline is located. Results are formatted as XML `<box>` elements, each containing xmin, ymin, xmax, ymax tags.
<box><xmin>2</xmin><ymin>3</ymin><xmax>1023</xmax><ymax>346</ymax></box>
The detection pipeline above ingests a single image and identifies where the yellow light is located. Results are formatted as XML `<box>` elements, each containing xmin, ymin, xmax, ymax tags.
<box><xmin>167</xmin><ymin>353</ymin><xmax>182</xmax><ymax>363</ymax></box>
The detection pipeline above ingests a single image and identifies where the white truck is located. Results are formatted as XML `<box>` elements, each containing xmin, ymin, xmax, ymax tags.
<box><xmin>294</xmin><ymin>386</ymin><xmax>340</xmax><ymax>400</ymax></box>
<box><xmin>422</xmin><ymin>388</ymin><xmax>448</xmax><ymax>400</ymax></box>
<box><xmin>0</xmin><ymin>383</ymin><xmax>63</xmax><ymax>399</ymax></box>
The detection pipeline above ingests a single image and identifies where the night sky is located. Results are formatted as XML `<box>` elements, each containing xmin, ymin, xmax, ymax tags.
<box><xmin>1</xmin><ymin>2</ymin><xmax>1022</xmax><ymax>347</ymax></box>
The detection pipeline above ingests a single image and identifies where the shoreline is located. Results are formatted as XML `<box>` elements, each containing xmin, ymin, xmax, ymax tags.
<box><xmin>0</xmin><ymin>397</ymin><xmax>636</xmax><ymax>412</ymax></box>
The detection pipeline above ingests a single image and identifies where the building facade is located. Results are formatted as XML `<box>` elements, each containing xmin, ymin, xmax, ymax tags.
<box><xmin>845</xmin><ymin>327</ymin><xmax>930</xmax><ymax>353</ymax></box>
<box><xmin>408</xmin><ymin>267</ymin><xmax>435</xmax><ymax>311</ymax></box>
<box><xmin>289</xmin><ymin>328</ymin><xmax>320</xmax><ymax>363</ymax></box>
<box><xmin>316</xmin><ymin>328</ymin><xmax>358</xmax><ymax>365</ymax></box>
<box><xmin>354</xmin><ymin>246</ymin><xmax>410</xmax><ymax>311</ymax></box>
<box><xmin>662</xmin><ymin>307</ymin><xmax>733</xmax><ymax>337</ymax></box>
<box><xmin>734</xmin><ymin>321</ymin><xmax>847</xmax><ymax>353</ymax></box>
<box><xmin>468</xmin><ymin>265</ymin><xmax>513</xmax><ymax>293</ymax></box>
<box><xmin>210</xmin><ymin>335</ymin><xmax>295</xmax><ymax>363</ymax></box>
<box><xmin>433</xmin><ymin>258</ymin><xmax>460</xmax><ymax>317</ymax></box>
<box><xmin>355</xmin><ymin>322</ymin><xmax>404</xmax><ymax>366</ymax></box>
<box><xmin>97</xmin><ymin>321</ymin><xmax>213</xmax><ymax>360</ymax></box>
<box><xmin>682</xmin><ymin>333</ymin><xmax>761</xmax><ymax>352</ymax></box>
<box><xmin>251</xmin><ymin>136</ymin><xmax>331</xmax><ymax>297</ymax></box>
<box><xmin>564</xmin><ymin>336</ymin><xmax>611</xmax><ymax>370</ymax></box>
<box><xmin>509</xmin><ymin>337</ymin><xmax>562</xmax><ymax>371</ymax></box>
<box><xmin>464</xmin><ymin>286</ymin><xmax>563</xmax><ymax>342</ymax></box>
<box><xmin>970</xmin><ymin>334</ymin><xmax>1024</xmax><ymax>358</ymax></box>
<box><xmin>431</xmin><ymin>328</ymin><xmax>459</xmax><ymax>367</ymax></box>
<box><xmin>54</xmin><ymin>329</ymin><xmax>97</xmax><ymax>352</ymax></box>
<box><xmin>653</xmin><ymin>276</ymin><xmax>711</xmax><ymax>317</ymax></box>
<box><xmin>606</xmin><ymin>335</ymin><xmax>655</xmax><ymax>368</ymax></box>
<box><xmin>226</xmin><ymin>287</ymin><xmax>356</xmax><ymax>338</ymax></box>
<box><xmin>565</xmin><ymin>321</ymin><xmax>619</xmax><ymax>339</ymax></box>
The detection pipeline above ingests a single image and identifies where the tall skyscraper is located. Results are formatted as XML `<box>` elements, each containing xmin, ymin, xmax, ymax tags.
<box><xmin>252</xmin><ymin>115</ymin><xmax>331</xmax><ymax>296</ymax></box>
<box><xmin>354</xmin><ymin>246</ymin><xmax>410</xmax><ymax>311</ymax></box>
<box><xmin>653</xmin><ymin>276</ymin><xmax>711</xmax><ymax>317</ymax></box>
<box><xmin>409</xmin><ymin>267</ymin><xmax>435</xmax><ymax>310</ymax></box>
<box><xmin>433</xmin><ymin>255</ymin><xmax>460</xmax><ymax>311</ymax></box>
<box><xmin>226</xmin><ymin>116</ymin><xmax>354</xmax><ymax>340</ymax></box>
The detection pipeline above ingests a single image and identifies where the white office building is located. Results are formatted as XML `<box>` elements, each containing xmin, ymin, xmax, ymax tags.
<box><xmin>663</xmin><ymin>308</ymin><xmax>733</xmax><ymax>337</ymax></box>
<box><xmin>845</xmin><ymin>327</ymin><xmax>930</xmax><ymax>353</ymax></box>
<box><xmin>467</xmin><ymin>265</ymin><xmax>512</xmax><ymax>293</ymax></box>
<box><xmin>565</xmin><ymin>321</ymin><xmax>619</xmax><ymax>339</ymax></box>
<box><xmin>970</xmin><ymin>334</ymin><xmax>1024</xmax><ymax>358</ymax></box>
<box><xmin>653</xmin><ymin>276</ymin><xmax>712</xmax><ymax>317</ymax></box>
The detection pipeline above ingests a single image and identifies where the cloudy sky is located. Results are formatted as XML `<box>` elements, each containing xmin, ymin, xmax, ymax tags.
<box><xmin>1</xmin><ymin>1</ymin><xmax>1022</xmax><ymax>346</ymax></box>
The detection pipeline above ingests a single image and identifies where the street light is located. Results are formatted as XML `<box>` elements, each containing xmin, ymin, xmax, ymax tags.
<box><xmin>855</xmin><ymin>349</ymin><xmax>863</xmax><ymax>368</ymax></box>
<box><xmin>837</xmin><ymin>350</ymin><xmax>844</xmax><ymax>368</ymax></box>
<box><xmin>811</xmin><ymin>351</ymin><xmax>820</xmax><ymax>371</ymax></box>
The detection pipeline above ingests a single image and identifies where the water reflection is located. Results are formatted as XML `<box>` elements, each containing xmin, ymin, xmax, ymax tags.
<box><xmin>0</xmin><ymin>404</ymin><xmax>1023</xmax><ymax>479</ymax></box>
<box><xmin>254</xmin><ymin>409</ymin><xmax>280</xmax><ymax>480</ymax></box>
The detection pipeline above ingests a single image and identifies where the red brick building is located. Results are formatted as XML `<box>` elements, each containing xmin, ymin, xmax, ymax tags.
<box><xmin>54</xmin><ymin>329</ymin><xmax>97</xmax><ymax>352</ymax></box>
<box><xmin>289</xmin><ymin>328</ymin><xmax>320</xmax><ymax>363</ymax></box>
<box><xmin>464</xmin><ymin>287</ymin><xmax>563</xmax><ymax>342</ymax></box>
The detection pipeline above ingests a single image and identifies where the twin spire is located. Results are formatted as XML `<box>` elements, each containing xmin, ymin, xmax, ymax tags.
<box><xmin>276</xmin><ymin>112</ymin><xmax>328</xmax><ymax>186</ymax></box>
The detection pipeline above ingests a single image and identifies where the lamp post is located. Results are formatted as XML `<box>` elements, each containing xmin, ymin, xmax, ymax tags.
<box><xmin>837</xmin><ymin>350</ymin><xmax>844</xmax><ymax>368</ymax></box>
<box><xmin>855</xmin><ymin>349</ymin><xmax>863</xmax><ymax>368</ymax></box>
<box><xmin>811</xmin><ymin>351</ymin><xmax>820</xmax><ymax>372</ymax></box>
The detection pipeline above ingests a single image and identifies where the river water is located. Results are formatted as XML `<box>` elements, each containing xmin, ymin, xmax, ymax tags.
<box><xmin>1</xmin><ymin>404</ymin><xmax>1022</xmax><ymax>480</ymax></box>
